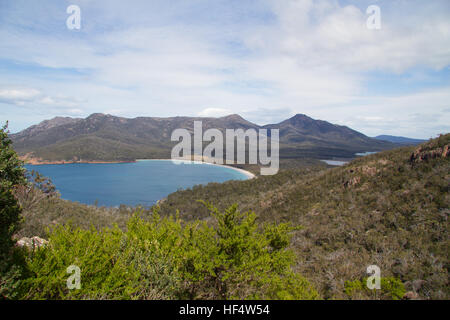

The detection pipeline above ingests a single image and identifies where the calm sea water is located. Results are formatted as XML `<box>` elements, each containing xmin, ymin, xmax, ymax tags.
<box><xmin>355</xmin><ymin>151</ymin><xmax>378</xmax><ymax>156</ymax></box>
<box><xmin>321</xmin><ymin>151</ymin><xmax>379</xmax><ymax>166</ymax></box>
<box><xmin>320</xmin><ymin>160</ymin><xmax>348</xmax><ymax>166</ymax></box>
<box><xmin>25</xmin><ymin>160</ymin><xmax>249</xmax><ymax>207</ymax></box>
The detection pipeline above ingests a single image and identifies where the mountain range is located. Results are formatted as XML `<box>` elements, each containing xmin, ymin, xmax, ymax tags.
<box><xmin>11</xmin><ymin>113</ymin><xmax>399</xmax><ymax>163</ymax></box>
<box><xmin>374</xmin><ymin>135</ymin><xmax>427</xmax><ymax>145</ymax></box>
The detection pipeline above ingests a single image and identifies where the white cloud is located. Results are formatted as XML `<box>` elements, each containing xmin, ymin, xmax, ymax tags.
<box><xmin>0</xmin><ymin>86</ymin><xmax>84</xmax><ymax>111</ymax></box>
<box><xmin>38</xmin><ymin>95</ymin><xmax>83</xmax><ymax>108</ymax></box>
<box><xmin>66</xmin><ymin>108</ymin><xmax>84</xmax><ymax>115</ymax></box>
<box><xmin>198</xmin><ymin>108</ymin><xmax>231</xmax><ymax>117</ymax></box>
<box><xmin>0</xmin><ymin>0</ymin><xmax>449</xmax><ymax>138</ymax></box>
<box><xmin>0</xmin><ymin>88</ymin><xmax>41</xmax><ymax>104</ymax></box>
<box><xmin>257</xmin><ymin>0</ymin><xmax>450</xmax><ymax>73</ymax></box>
<box><xmin>241</xmin><ymin>107</ymin><xmax>294</xmax><ymax>125</ymax></box>
<box><xmin>321</xmin><ymin>86</ymin><xmax>450</xmax><ymax>138</ymax></box>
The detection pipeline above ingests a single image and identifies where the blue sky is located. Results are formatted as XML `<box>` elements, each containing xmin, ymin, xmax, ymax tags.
<box><xmin>0</xmin><ymin>0</ymin><xmax>449</xmax><ymax>138</ymax></box>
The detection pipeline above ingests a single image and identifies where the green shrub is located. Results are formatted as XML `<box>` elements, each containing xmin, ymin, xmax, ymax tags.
<box><xmin>18</xmin><ymin>204</ymin><xmax>319</xmax><ymax>300</ymax></box>
<box><xmin>344</xmin><ymin>277</ymin><xmax>406</xmax><ymax>300</ymax></box>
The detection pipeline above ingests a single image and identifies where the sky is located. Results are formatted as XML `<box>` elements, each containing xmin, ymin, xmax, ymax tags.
<box><xmin>0</xmin><ymin>0</ymin><xmax>449</xmax><ymax>139</ymax></box>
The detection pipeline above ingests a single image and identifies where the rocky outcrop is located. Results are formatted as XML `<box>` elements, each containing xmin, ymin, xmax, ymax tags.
<box><xmin>403</xmin><ymin>291</ymin><xmax>420</xmax><ymax>300</ymax></box>
<box><xmin>410</xmin><ymin>143</ymin><xmax>449</xmax><ymax>164</ymax></box>
<box><xmin>343</xmin><ymin>176</ymin><xmax>361</xmax><ymax>188</ymax></box>
<box><xmin>156</xmin><ymin>197</ymin><xmax>167</xmax><ymax>205</ymax></box>
<box><xmin>16</xmin><ymin>236</ymin><xmax>49</xmax><ymax>249</ymax></box>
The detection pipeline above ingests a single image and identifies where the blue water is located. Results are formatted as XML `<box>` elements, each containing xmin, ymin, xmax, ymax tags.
<box><xmin>25</xmin><ymin>160</ymin><xmax>249</xmax><ymax>207</ymax></box>
<box><xmin>355</xmin><ymin>151</ymin><xmax>378</xmax><ymax>156</ymax></box>
<box><xmin>320</xmin><ymin>160</ymin><xmax>348</xmax><ymax>166</ymax></box>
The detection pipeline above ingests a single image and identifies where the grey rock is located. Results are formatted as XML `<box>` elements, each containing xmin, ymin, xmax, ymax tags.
<box><xmin>16</xmin><ymin>236</ymin><xmax>49</xmax><ymax>249</ymax></box>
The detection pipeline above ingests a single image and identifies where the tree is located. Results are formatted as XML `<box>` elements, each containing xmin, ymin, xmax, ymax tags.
<box><xmin>177</xmin><ymin>202</ymin><xmax>319</xmax><ymax>299</ymax></box>
<box><xmin>15</xmin><ymin>170</ymin><xmax>58</xmax><ymax>212</ymax></box>
<box><xmin>0</xmin><ymin>122</ymin><xmax>26</xmax><ymax>259</ymax></box>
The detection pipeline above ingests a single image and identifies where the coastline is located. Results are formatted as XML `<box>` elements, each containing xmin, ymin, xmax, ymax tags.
<box><xmin>137</xmin><ymin>159</ymin><xmax>256</xmax><ymax>179</ymax></box>
<box><xmin>23</xmin><ymin>159</ymin><xmax>136</xmax><ymax>165</ymax></box>
<box><xmin>21</xmin><ymin>156</ymin><xmax>256</xmax><ymax>180</ymax></box>
<box><xmin>20</xmin><ymin>152</ymin><xmax>136</xmax><ymax>165</ymax></box>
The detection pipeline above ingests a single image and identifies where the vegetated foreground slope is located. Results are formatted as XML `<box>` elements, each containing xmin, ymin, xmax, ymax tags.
<box><xmin>157</xmin><ymin>134</ymin><xmax>450</xmax><ymax>299</ymax></box>
<box><xmin>11</xmin><ymin>113</ymin><xmax>397</xmax><ymax>162</ymax></box>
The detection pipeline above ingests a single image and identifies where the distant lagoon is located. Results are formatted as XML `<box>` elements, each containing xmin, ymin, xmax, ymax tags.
<box><xmin>25</xmin><ymin>160</ymin><xmax>252</xmax><ymax>207</ymax></box>
<box><xmin>320</xmin><ymin>160</ymin><xmax>348</xmax><ymax>166</ymax></box>
<box><xmin>355</xmin><ymin>151</ymin><xmax>378</xmax><ymax>156</ymax></box>
<box><xmin>321</xmin><ymin>151</ymin><xmax>379</xmax><ymax>166</ymax></box>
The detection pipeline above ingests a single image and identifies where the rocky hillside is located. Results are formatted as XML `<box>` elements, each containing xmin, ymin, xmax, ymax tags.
<box><xmin>10</xmin><ymin>113</ymin><xmax>397</xmax><ymax>163</ymax></box>
<box><xmin>156</xmin><ymin>134</ymin><xmax>449</xmax><ymax>299</ymax></box>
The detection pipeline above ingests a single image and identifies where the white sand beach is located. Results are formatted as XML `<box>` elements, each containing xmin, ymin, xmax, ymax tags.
<box><xmin>136</xmin><ymin>159</ymin><xmax>256</xmax><ymax>179</ymax></box>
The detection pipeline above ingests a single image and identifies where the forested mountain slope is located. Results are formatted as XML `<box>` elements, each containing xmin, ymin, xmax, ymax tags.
<box><xmin>11</xmin><ymin>113</ymin><xmax>397</xmax><ymax>162</ymax></box>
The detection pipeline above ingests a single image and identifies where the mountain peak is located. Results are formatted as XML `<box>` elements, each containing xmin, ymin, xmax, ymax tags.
<box><xmin>289</xmin><ymin>114</ymin><xmax>314</xmax><ymax>121</ymax></box>
<box><xmin>292</xmin><ymin>113</ymin><xmax>310</xmax><ymax>118</ymax></box>
<box><xmin>220</xmin><ymin>114</ymin><xmax>245</xmax><ymax>121</ymax></box>
<box><xmin>87</xmin><ymin>113</ymin><xmax>108</xmax><ymax>119</ymax></box>
<box><xmin>36</xmin><ymin>116</ymin><xmax>81</xmax><ymax>129</ymax></box>
<box><xmin>11</xmin><ymin>113</ymin><xmax>397</xmax><ymax>162</ymax></box>
<box><xmin>283</xmin><ymin>114</ymin><xmax>315</xmax><ymax>126</ymax></box>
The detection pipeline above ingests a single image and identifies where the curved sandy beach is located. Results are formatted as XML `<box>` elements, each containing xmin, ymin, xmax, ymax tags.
<box><xmin>136</xmin><ymin>159</ymin><xmax>256</xmax><ymax>179</ymax></box>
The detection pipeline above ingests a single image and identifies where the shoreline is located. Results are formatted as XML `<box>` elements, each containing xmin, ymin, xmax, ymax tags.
<box><xmin>137</xmin><ymin>159</ymin><xmax>256</xmax><ymax>179</ymax></box>
<box><xmin>20</xmin><ymin>153</ymin><xmax>136</xmax><ymax>165</ymax></box>
<box><xmin>23</xmin><ymin>159</ymin><xmax>136</xmax><ymax>165</ymax></box>
<box><xmin>22</xmin><ymin>157</ymin><xmax>256</xmax><ymax>180</ymax></box>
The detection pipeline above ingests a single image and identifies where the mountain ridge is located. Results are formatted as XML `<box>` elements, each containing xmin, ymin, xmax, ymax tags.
<box><xmin>11</xmin><ymin>113</ymin><xmax>399</xmax><ymax>163</ymax></box>
<box><xmin>374</xmin><ymin>135</ymin><xmax>427</xmax><ymax>145</ymax></box>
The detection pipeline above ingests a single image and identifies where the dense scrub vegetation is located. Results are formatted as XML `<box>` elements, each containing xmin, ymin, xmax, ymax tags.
<box><xmin>344</xmin><ymin>277</ymin><xmax>406</xmax><ymax>300</ymax></box>
<box><xmin>3</xmin><ymin>123</ymin><xmax>448</xmax><ymax>300</ymax></box>
<box><xmin>156</xmin><ymin>134</ymin><xmax>449</xmax><ymax>299</ymax></box>
<box><xmin>16</xmin><ymin>205</ymin><xmax>318</xmax><ymax>300</ymax></box>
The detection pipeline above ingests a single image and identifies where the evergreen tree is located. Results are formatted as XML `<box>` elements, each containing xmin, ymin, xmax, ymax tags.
<box><xmin>0</xmin><ymin>122</ymin><xmax>26</xmax><ymax>262</ymax></box>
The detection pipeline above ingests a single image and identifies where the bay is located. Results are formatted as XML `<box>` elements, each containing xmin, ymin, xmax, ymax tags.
<box><xmin>25</xmin><ymin>160</ymin><xmax>250</xmax><ymax>207</ymax></box>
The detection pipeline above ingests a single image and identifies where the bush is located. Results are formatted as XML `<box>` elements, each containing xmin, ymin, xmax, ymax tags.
<box><xmin>18</xmin><ymin>204</ymin><xmax>319</xmax><ymax>300</ymax></box>
<box><xmin>344</xmin><ymin>277</ymin><xmax>406</xmax><ymax>300</ymax></box>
